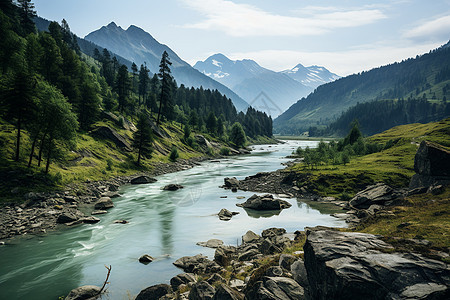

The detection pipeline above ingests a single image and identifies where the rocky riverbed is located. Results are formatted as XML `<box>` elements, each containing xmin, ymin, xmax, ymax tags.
<box><xmin>0</xmin><ymin>157</ymin><xmax>208</xmax><ymax>241</ymax></box>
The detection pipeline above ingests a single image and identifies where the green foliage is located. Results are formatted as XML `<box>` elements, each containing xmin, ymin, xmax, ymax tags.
<box><xmin>132</xmin><ymin>112</ymin><xmax>154</xmax><ymax>165</ymax></box>
<box><xmin>220</xmin><ymin>147</ymin><xmax>230</xmax><ymax>156</ymax></box>
<box><xmin>169</xmin><ymin>145</ymin><xmax>179</xmax><ymax>161</ymax></box>
<box><xmin>230</xmin><ymin>122</ymin><xmax>246</xmax><ymax>148</ymax></box>
<box><xmin>157</xmin><ymin>51</ymin><xmax>175</xmax><ymax>125</ymax></box>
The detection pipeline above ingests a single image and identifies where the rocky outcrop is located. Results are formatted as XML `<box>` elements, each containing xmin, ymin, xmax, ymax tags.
<box><xmin>94</xmin><ymin>197</ymin><xmax>114</xmax><ymax>210</ymax></box>
<box><xmin>135</xmin><ymin>284</ymin><xmax>172</xmax><ymax>300</ymax></box>
<box><xmin>218</xmin><ymin>208</ymin><xmax>239</xmax><ymax>221</ymax></box>
<box><xmin>170</xmin><ymin>273</ymin><xmax>197</xmax><ymax>291</ymax></box>
<box><xmin>139</xmin><ymin>254</ymin><xmax>154</xmax><ymax>264</ymax></box>
<box><xmin>163</xmin><ymin>184</ymin><xmax>184</xmax><ymax>191</ymax></box>
<box><xmin>410</xmin><ymin>141</ymin><xmax>450</xmax><ymax>189</ymax></box>
<box><xmin>90</xmin><ymin>126</ymin><xmax>131</xmax><ymax>150</ymax></box>
<box><xmin>236</xmin><ymin>194</ymin><xmax>292</xmax><ymax>211</ymax></box>
<box><xmin>223</xmin><ymin>177</ymin><xmax>240</xmax><ymax>189</ymax></box>
<box><xmin>189</xmin><ymin>281</ymin><xmax>215</xmax><ymax>300</ymax></box>
<box><xmin>173</xmin><ymin>254</ymin><xmax>222</xmax><ymax>275</ymax></box>
<box><xmin>130</xmin><ymin>175</ymin><xmax>157</xmax><ymax>184</ymax></box>
<box><xmin>65</xmin><ymin>285</ymin><xmax>101</xmax><ymax>300</ymax></box>
<box><xmin>245</xmin><ymin>276</ymin><xmax>305</xmax><ymax>300</ymax></box>
<box><xmin>349</xmin><ymin>183</ymin><xmax>403</xmax><ymax>209</ymax></box>
<box><xmin>304</xmin><ymin>229</ymin><xmax>450</xmax><ymax>300</ymax></box>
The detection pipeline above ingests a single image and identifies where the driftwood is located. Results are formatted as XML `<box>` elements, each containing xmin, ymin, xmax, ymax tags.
<box><xmin>99</xmin><ymin>265</ymin><xmax>112</xmax><ymax>294</ymax></box>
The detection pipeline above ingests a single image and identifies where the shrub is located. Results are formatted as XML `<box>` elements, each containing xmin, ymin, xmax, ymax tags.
<box><xmin>220</xmin><ymin>147</ymin><xmax>230</xmax><ymax>156</ymax></box>
<box><xmin>169</xmin><ymin>146</ymin><xmax>179</xmax><ymax>161</ymax></box>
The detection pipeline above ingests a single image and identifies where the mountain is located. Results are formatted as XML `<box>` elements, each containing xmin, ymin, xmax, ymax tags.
<box><xmin>194</xmin><ymin>54</ymin><xmax>314</xmax><ymax>117</ymax></box>
<box><xmin>274</xmin><ymin>42</ymin><xmax>450</xmax><ymax>135</ymax></box>
<box><xmin>281</xmin><ymin>63</ymin><xmax>340</xmax><ymax>89</ymax></box>
<box><xmin>84</xmin><ymin>23</ymin><xmax>248</xmax><ymax>111</ymax></box>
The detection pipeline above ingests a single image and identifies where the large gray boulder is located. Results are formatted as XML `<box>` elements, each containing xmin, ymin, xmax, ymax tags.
<box><xmin>349</xmin><ymin>183</ymin><xmax>401</xmax><ymax>209</ymax></box>
<box><xmin>130</xmin><ymin>176</ymin><xmax>157</xmax><ymax>184</ymax></box>
<box><xmin>212</xmin><ymin>284</ymin><xmax>244</xmax><ymax>300</ymax></box>
<box><xmin>223</xmin><ymin>177</ymin><xmax>240</xmax><ymax>189</ymax></box>
<box><xmin>410</xmin><ymin>141</ymin><xmax>450</xmax><ymax>189</ymax></box>
<box><xmin>236</xmin><ymin>194</ymin><xmax>291</xmax><ymax>211</ymax></box>
<box><xmin>189</xmin><ymin>281</ymin><xmax>215</xmax><ymax>300</ymax></box>
<box><xmin>135</xmin><ymin>284</ymin><xmax>171</xmax><ymax>300</ymax></box>
<box><xmin>94</xmin><ymin>197</ymin><xmax>114</xmax><ymax>210</ymax></box>
<box><xmin>173</xmin><ymin>254</ymin><xmax>222</xmax><ymax>275</ymax></box>
<box><xmin>57</xmin><ymin>212</ymin><xmax>79</xmax><ymax>224</ymax></box>
<box><xmin>245</xmin><ymin>276</ymin><xmax>305</xmax><ymax>300</ymax></box>
<box><xmin>303</xmin><ymin>229</ymin><xmax>450</xmax><ymax>300</ymax></box>
<box><xmin>170</xmin><ymin>273</ymin><xmax>196</xmax><ymax>291</ymax></box>
<box><xmin>91</xmin><ymin>126</ymin><xmax>131</xmax><ymax>150</ymax></box>
<box><xmin>218</xmin><ymin>208</ymin><xmax>239</xmax><ymax>221</ymax></box>
<box><xmin>65</xmin><ymin>285</ymin><xmax>101</xmax><ymax>300</ymax></box>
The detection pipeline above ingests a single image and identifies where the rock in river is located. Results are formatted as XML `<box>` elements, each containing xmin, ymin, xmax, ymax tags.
<box><xmin>65</xmin><ymin>285</ymin><xmax>101</xmax><ymax>300</ymax></box>
<box><xmin>163</xmin><ymin>184</ymin><xmax>184</xmax><ymax>191</ymax></box>
<box><xmin>218</xmin><ymin>208</ymin><xmax>239</xmax><ymax>221</ymax></box>
<box><xmin>94</xmin><ymin>197</ymin><xmax>114</xmax><ymax>210</ymax></box>
<box><xmin>236</xmin><ymin>194</ymin><xmax>291</xmax><ymax>211</ymax></box>
<box><xmin>130</xmin><ymin>175</ymin><xmax>157</xmax><ymax>184</ymax></box>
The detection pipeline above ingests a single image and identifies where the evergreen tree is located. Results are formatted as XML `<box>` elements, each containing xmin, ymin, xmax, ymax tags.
<box><xmin>230</xmin><ymin>122</ymin><xmax>246</xmax><ymax>148</ymax></box>
<box><xmin>206</xmin><ymin>111</ymin><xmax>217</xmax><ymax>134</ymax></box>
<box><xmin>157</xmin><ymin>51</ymin><xmax>174</xmax><ymax>125</ymax></box>
<box><xmin>133</xmin><ymin>112</ymin><xmax>154</xmax><ymax>165</ymax></box>
<box><xmin>115</xmin><ymin>64</ymin><xmax>131</xmax><ymax>113</ymax></box>
<box><xmin>17</xmin><ymin>0</ymin><xmax>36</xmax><ymax>35</ymax></box>
<box><xmin>138</xmin><ymin>64</ymin><xmax>150</xmax><ymax>106</ymax></box>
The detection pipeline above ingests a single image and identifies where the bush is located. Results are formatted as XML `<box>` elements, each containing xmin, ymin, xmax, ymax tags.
<box><xmin>220</xmin><ymin>147</ymin><xmax>230</xmax><ymax>156</ymax></box>
<box><xmin>169</xmin><ymin>146</ymin><xmax>179</xmax><ymax>161</ymax></box>
<box><xmin>206</xmin><ymin>146</ymin><xmax>215</xmax><ymax>156</ymax></box>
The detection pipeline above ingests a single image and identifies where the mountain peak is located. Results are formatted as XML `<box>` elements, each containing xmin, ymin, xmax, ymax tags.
<box><xmin>106</xmin><ymin>21</ymin><xmax>119</xmax><ymax>29</ymax></box>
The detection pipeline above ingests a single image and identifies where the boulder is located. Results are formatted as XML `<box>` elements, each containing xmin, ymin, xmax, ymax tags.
<box><xmin>189</xmin><ymin>281</ymin><xmax>215</xmax><ymax>300</ymax></box>
<box><xmin>57</xmin><ymin>212</ymin><xmax>79</xmax><ymax>224</ymax></box>
<box><xmin>91</xmin><ymin>210</ymin><xmax>107</xmax><ymax>215</ymax></box>
<box><xmin>245</xmin><ymin>277</ymin><xmax>305</xmax><ymax>300</ymax></box>
<box><xmin>229</xmin><ymin>279</ymin><xmax>245</xmax><ymax>291</ymax></box>
<box><xmin>212</xmin><ymin>284</ymin><xmax>244</xmax><ymax>300</ymax></box>
<box><xmin>174</xmin><ymin>254</ymin><xmax>222</xmax><ymax>275</ymax></box>
<box><xmin>207</xmin><ymin>273</ymin><xmax>226</xmax><ymax>286</ymax></box>
<box><xmin>279</xmin><ymin>254</ymin><xmax>297</xmax><ymax>271</ymax></box>
<box><xmin>131</xmin><ymin>176</ymin><xmax>157</xmax><ymax>184</ymax></box>
<box><xmin>409</xmin><ymin>141</ymin><xmax>450</xmax><ymax>189</ymax></box>
<box><xmin>349</xmin><ymin>183</ymin><xmax>401</xmax><ymax>209</ymax></box>
<box><xmin>81</xmin><ymin>216</ymin><xmax>100</xmax><ymax>224</ymax></box>
<box><xmin>218</xmin><ymin>208</ymin><xmax>239</xmax><ymax>221</ymax></box>
<box><xmin>291</xmin><ymin>260</ymin><xmax>308</xmax><ymax>287</ymax></box>
<box><xmin>238</xmin><ymin>248</ymin><xmax>260</xmax><ymax>261</ymax></box>
<box><xmin>223</xmin><ymin>177</ymin><xmax>240</xmax><ymax>188</ymax></box>
<box><xmin>262</xmin><ymin>228</ymin><xmax>286</xmax><ymax>239</ymax></box>
<box><xmin>136</xmin><ymin>284</ymin><xmax>172</xmax><ymax>300</ymax></box>
<box><xmin>100</xmin><ymin>191</ymin><xmax>120</xmax><ymax>198</ymax></box>
<box><xmin>163</xmin><ymin>184</ymin><xmax>184</xmax><ymax>191</ymax></box>
<box><xmin>265</xmin><ymin>266</ymin><xmax>283</xmax><ymax>277</ymax></box>
<box><xmin>237</xmin><ymin>194</ymin><xmax>291</xmax><ymax>211</ymax></box>
<box><xmin>214</xmin><ymin>245</ymin><xmax>237</xmax><ymax>267</ymax></box>
<box><xmin>170</xmin><ymin>273</ymin><xmax>196</xmax><ymax>290</ymax></box>
<box><xmin>242</xmin><ymin>230</ymin><xmax>260</xmax><ymax>244</ymax></box>
<box><xmin>65</xmin><ymin>285</ymin><xmax>101</xmax><ymax>300</ymax></box>
<box><xmin>303</xmin><ymin>229</ymin><xmax>450</xmax><ymax>300</ymax></box>
<box><xmin>94</xmin><ymin>197</ymin><xmax>114</xmax><ymax>210</ymax></box>
<box><xmin>197</xmin><ymin>239</ymin><xmax>224</xmax><ymax>248</ymax></box>
<box><xmin>91</xmin><ymin>126</ymin><xmax>131</xmax><ymax>150</ymax></box>
<box><xmin>139</xmin><ymin>254</ymin><xmax>154</xmax><ymax>264</ymax></box>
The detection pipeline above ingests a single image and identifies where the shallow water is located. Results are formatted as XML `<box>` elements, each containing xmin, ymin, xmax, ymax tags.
<box><xmin>0</xmin><ymin>141</ymin><xmax>345</xmax><ymax>300</ymax></box>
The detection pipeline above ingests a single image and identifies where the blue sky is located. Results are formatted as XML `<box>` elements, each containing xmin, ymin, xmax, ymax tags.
<box><xmin>33</xmin><ymin>0</ymin><xmax>450</xmax><ymax>76</ymax></box>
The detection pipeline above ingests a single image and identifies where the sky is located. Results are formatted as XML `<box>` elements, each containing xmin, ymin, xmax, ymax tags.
<box><xmin>33</xmin><ymin>0</ymin><xmax>450</xmax><ymax>76</ymax></box>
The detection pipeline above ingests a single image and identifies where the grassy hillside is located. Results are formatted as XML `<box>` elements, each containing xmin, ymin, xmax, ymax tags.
<box><xmin>274</xmin><ymin>42</ymin><xmax>450</xmax><ymax>135</ymax></box>
<box><xmin>289</xmin><ymin>118</ymin><xmax>450</xmax><ymax>198</ymax></box>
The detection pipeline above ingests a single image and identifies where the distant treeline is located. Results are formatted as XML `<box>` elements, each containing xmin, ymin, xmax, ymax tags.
<box><xmin>309</xmin><ymin>98</ymin><xmax>450</xmax><ymax>137</ymax></box>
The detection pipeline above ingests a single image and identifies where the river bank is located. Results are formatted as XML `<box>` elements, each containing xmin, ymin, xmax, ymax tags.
<box><xmin>0</xmin><ymin>156</ymin><xmax>209</xmax><ymax>241</ymax></box>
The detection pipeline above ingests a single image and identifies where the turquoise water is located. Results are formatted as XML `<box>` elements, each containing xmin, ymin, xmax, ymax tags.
<box><xmin>0</xmin><ymin>141</ymin><xmax>345</xmax><ymax>299</ymax></box>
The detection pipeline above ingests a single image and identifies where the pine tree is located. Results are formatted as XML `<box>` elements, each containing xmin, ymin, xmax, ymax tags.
<box><xmin>157</xmin><ymin>51</ymin><xmax>174</xmax><ymax>125</ymax></box>
<box><xmin>115</xmin><ymin>64</ymin><xmax>131</xmax><ymax>112</ymax></box>
<box><xmin>133</xmin><ymin>112</ymin><xmax>154</xmax><ymax>165</ymax></box>
<box><xmin>230</xmin><ymin>122</ymin><xmax>246</xmax><ymax>148</ymax></box>
<box><xmin>17</xmin><ymin>0</ymin><xmax>37</xmax><ymax>35</ymax></box>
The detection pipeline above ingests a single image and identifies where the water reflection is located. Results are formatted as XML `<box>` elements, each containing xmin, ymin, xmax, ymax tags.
<box><xmin>242</xmin><ymin>207</ymin><xmax>283</xmax><ymax>218</ymax></box>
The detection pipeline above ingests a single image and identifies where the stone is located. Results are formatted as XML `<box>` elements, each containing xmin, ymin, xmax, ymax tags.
<box><xmin>291</xmin><ymin>260</ymin><xmax>308</xmax><ymax>287</ymax></box>
<box><xmin>65</xmin><ymin>285</ymin><xmax>101</xmax><ymax>300</ymax></box>
<box><xmin>279</xmin><ymin>254</ymin><xmax>297</xmax><ymax>271</ymax></box>
<box><xmin>57</xmin><ymin>212</ymin><xmax>79</xmax><ymax>224</ymax></box>
<box><xmin>170</xmin><ymin>273</ymin><xmax>196</xmax><ymax>290</ymax></box>
<box><xmin>94</xmin><ymin>197</ymin><xmax>114</xmax><ymax>210</ymax></box>
<box><xmin>224</xmin><ymin>177</ymin><xmax>240</xmax><ymax>188</ymax></box>
<box><xmin>197</xmin><ymin>239</ymin><xmax>224</xmax><ymax>248</ymax></box>
<box><xmin>212</xmin><ymin>284</ymin><xmax>244</xmax><ymax>300</ymax></box>
<box><xmin>207</xmin><ymin>273</ymin><xmax>226</xmax><ymax>285</ymax></box>
<box><xmin>100</xmin><ymin>191</ymin><xmax>120</xmax><ymax>198</ymax></box>
<box><xmin>163</xmin><ymin>184</ymin><xmax>184</xmax><ymax>191</ymax></box>
<box><xmin>303</xmin><ymin>229</ymin><xmax>450</xmax><ymax>300</ymax></box>
<box><xmin>428</xmin><ymin>184</ymin><xmax>445</xmax><ymax>195</ymax></box>
<box><xmin>218</xmin><ymin>208</ymin><xmax>239</xmax><ymax>221</ymax></box>
<box><xmin>236</xmin><ymin>194</ymin><xmax>291</xmax><ymax>211</ymax></box>
<box><xmin>131</xmin><ymin>176</ymin><xmax>157</xmax><ymax>184</ymax></box>
<box><xmin>245</xmin><ymin>277</ymin><xmax>304</xmax><ymax>300</ymax></box>
<box><xmin>259</xmin><ymin>239</ymin><xmax>281</xmax><ymax>255</ymax></box>
<box><xmin>139</xmin><ymin>254</ymin><xmax>154</xmax><ymax>264</ymax></box>
<box><xmin>114</xmin><ymin>220</ymin><xmax>128</xmax><ymax>224</ymax></box>
<box><xmin>229</xmin><ymin>279</ymin><xmax>245</xmax><ymax>291</ymax></box>
<box><xmin>238</xmin><ymin>248</ymin><xmax>260</xmax><ymax>261</ymax></box>
<box><xmin>136</xmin><ymin>284</ymin><xmax>171</xmax><ymax>300</ymax></box>
<box><xmin>174</xmin><ymin>254</ymin><xmax>222</xmax><ymax>274</ymax></box>
<box><xmin>242</xmin><ymin>230</ymin><xmax>260</xmax><ymax>244</ymax></box>
<box><xmin>265</xmin><ymin>266</ymin><xmax>283</xmax><ymax>277</ymax></box>
<box><xmin>189</xmin><ymin>281</ymin><xmax>215</xmax><ymax>300</ymax></box>
<box><xmin>91</xmin><ymin>210</ymin><xmax>107</xmax><ymax>215</ymax></box>
<box><xmin>81</xmin><ymin>216</ymin><xmax>100</xmax><ymax>224</ymax></box>
<box><xmin>349</xmin><ymin>183</ymin><xmax>401</xmax><ymax>209</ymax></box>
<box><xmin>261</xmin><ymin>228</ymin><xmax>286</xmax><ymax>239</ymax></box>
<box><xmin>214</xmin><ymin>245</ymin><xmax>236</xmax><ymax>267</ymax></box>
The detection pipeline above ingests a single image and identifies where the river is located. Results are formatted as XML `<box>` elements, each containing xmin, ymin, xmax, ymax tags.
<box><xmin>0</xmin><ymin>140</ymin><xmax>345</xmax><ymax>300</ymax></box>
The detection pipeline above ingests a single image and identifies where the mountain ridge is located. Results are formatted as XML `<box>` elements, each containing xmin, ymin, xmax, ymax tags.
<box><xmin>85</xmin><ymin>22</ymin><xmax>249</xmax><ymax>111</ymax></box>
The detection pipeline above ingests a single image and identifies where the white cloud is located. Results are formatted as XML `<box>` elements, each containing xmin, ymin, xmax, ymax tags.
<box><xmin>181</xmin><ymin>0</ymin><xmax>386</xmax><ymax>37</ymax></box>
<box><xmin>228</xmin><ymin>42</ymin><xmax>444</xmax><ymax>76</ymax></box>
<box><xmin>404</xmin><ymin>15</ymin><xmax>450</xmax><ymax>41</ymax></box>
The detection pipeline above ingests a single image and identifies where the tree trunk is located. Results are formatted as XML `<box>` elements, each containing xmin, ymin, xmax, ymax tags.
<box><xmin>15</xmin><ymin>116</ymin><xmax>21</xmax><ymax>161</ymax></box>
<box><xmin>157</xmin><ymin>86</ymin><xmax>164</xmax><ymax>126</ymax></box>
<box><xmin>45</xmin><ymin>135</ymin><xmax>53</xmax><ymax>173</ymax></box>
<box><xmin>27</xmin><ymin>131</ymin><xmax>40</xmax><ymax>168</ymax></box>
<box><xmin>38</xmin><ymin>133</ymin><xmax>47</xmax><ymax>167</ymax></box>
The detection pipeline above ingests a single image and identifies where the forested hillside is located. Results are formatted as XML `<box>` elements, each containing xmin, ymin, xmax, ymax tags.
<box><xmin>0</xmin><ymin>0</ymin><xmax>272</xmax><ymax>198</ymax></box>
<box><xmin>274</xmin><ymin>41</ymin><xmax>450</xmax><ymax>135</ymax></box>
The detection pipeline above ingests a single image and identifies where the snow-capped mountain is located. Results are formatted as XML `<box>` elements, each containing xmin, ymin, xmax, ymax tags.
<box><xmin>194</xmin><ymin>54</ymin><xmax>312</xmax><ymax>116</ymax></box>
<box><xmin>194</xmin><ymin>54</ymin><xmax>339</xmax><ymax>116</ymax></box>
<box><xmin>282</xmin><ymin>63</ymin><xmax>340</xmax><ymax>89</ymax></box>
<box><xmin>85</xmin><ymin>23</ymin><xmax>249</xmax><ymax>111</ymax></box>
